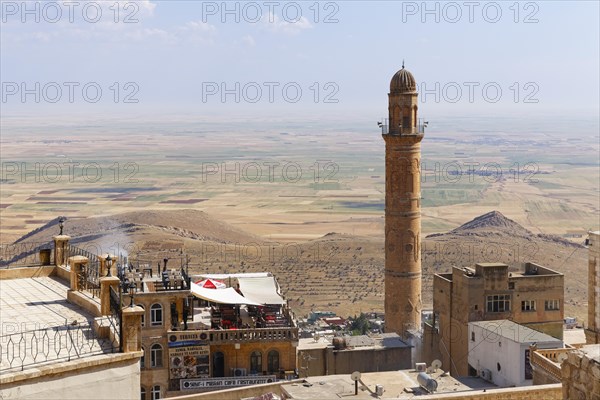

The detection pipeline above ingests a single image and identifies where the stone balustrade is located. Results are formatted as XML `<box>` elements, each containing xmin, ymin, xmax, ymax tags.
<box><xmin>172</xmin><ymin>327</ymin><xmax>299</xmax><ymax>345</ymax></box>
<box><xmin>530</xmin><ymin>349</ymin><xmax>565</xmax><ymax>383</ymax></box>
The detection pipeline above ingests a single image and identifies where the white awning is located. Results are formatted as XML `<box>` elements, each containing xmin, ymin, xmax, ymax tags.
<box><xmin>190</xmin><ymin>283</ymin><xmax>261</xmax><ymax>305</ymax></box>
<box><xmin>237</xmin><ymin>277</ymin><xmax>286</xmax><ymax>305</ymax></box>
<box><xmin>197</xmin><ymin>272</ymin><xmax>271</xmax><ymax>280</ymax></box>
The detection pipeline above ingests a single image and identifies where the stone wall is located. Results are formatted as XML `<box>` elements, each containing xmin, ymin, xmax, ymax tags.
<box><xmin>418</xmin><ymin>384</ymin><xmax>562</xmax><ymax>400</ymax></box>
<box><xmin>561</xmin><ymin>346</ymin><xmax>600</xmax><ymax>400</ymax></box>
<box><xmin>0</xmin><ymin>352</ymin><xmax>142</xmax><ymax>400</ymax></box>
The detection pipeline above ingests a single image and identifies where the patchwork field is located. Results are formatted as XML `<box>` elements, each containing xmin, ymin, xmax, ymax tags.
<box><xmin>1</xmin><ymin>115</ymin><xmax>598</xmax><ymax>322</ymax></box>
<box><xmin>1</xmin><ymin>115</ymin><xmax>598</xmax><ymax>244</ymax></box>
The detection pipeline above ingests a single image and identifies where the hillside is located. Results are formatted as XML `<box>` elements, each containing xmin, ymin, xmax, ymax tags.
<box><xmin>8</xmin><ymin>209</ymin><xmax>589</xmax><ymax>322</ymax></box>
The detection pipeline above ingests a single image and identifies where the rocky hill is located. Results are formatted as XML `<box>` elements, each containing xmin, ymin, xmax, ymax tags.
<box><xmin>7</xmin><ymin>209</ymin><xmax>589</xmax><ymax>322</ymax></box>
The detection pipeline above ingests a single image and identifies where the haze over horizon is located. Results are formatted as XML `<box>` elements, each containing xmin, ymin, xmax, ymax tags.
<box><xmin>2</xmin><ymin>1</ymin><xmax>599</xmax><ymax>120</ymax></box>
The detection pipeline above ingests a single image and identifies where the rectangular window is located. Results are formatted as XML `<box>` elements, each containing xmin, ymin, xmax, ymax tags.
<box><xmin>486</xmin><ymin>294</ymin><xmax>511</xmax><ymax>313</ymax></box>
<box><xmin>521</xmin><ymin>300</ymin><xmax>536</xmax><ymax>312</ymax></box>
<box><xmin>545</xmin><ymin>300</ymin><xmax>560</xmax><ymax>311</ymax></box>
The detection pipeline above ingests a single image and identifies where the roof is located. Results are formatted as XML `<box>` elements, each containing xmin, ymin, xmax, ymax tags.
<box><xmin>280</xmin><ymin>369</ymin><xmax>495</xmax><ymax>399</ymax></box>
<box><xmin>237</xmin><ymin>276</ymin><xmax>285</xmax><ymax>305</ymax></box>
<box><xmin>579</xmin><ymin>344</ymin><xmax>600</xmax><ymax>364</ymax></box>
<box><xmin>390</xmin><ymin>66</ymin><xmax>416</xmax><ymax>93</ymax></box>
<box><xmin>469</xmin><ymin>320</ymin><xmax>562</xmax><ymax>344</ymax></box>
<box><xmin>190</xmin><ymin>283</ymin><xmax>261</xmax><ymax>305</ymax></box>
<box><xmin>297</xmin><ymin>333</ymin><xmax>411</xmax><ymax>351</ymax></box>
<box><xmin>0</xmin><ymin>276</ymin><xmax>114</xmax><ymax>371</ymax></box>
<box><xmin>197</xmin><ymin>272</ymin><xmax>271</xmax><ymax>279</ymax></box>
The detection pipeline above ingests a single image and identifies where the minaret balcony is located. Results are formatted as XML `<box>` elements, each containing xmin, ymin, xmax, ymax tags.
<box><xmin>379</xmin><ymin>118</ymin><xmax>427</xmax><ymax>136</ymax></box>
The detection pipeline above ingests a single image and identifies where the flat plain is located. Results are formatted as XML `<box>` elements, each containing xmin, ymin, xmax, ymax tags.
<box><xmin>1</xmin><ymin>115</ymin><xmax>598</xmax><ymax>321</ymax></box>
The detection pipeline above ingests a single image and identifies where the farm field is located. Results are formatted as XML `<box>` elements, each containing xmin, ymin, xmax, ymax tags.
<box><xmin>1</xmin><ymin>115</ymin><xmax>598</xmax><ymax>244</ymax></box>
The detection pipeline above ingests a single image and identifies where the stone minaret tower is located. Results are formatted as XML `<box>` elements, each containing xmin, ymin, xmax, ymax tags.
<box><xmin>382</xmin><ymin>64</ymin><xmax>424</xmax><ymax>337</ymax></box>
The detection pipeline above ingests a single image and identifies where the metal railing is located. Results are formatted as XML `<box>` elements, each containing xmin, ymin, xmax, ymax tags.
<box><xmin>67</xmin><ymin>245</ymin><xmax>101</xmax><ymax>297</ymax></box>
<box><xmin>0</xmin><ymin>242</ymin><xmax>53</xmax><ymax>268</ymax></box>
<box><xmin>0</xmin><ymin>322</ymin><xmax>120</xmax><ymax>372</ymax></box>
<box><xmin>109</xmin><ymin>286</ymin><xmax>123</xmax><ymax>352</ymax></box>
<box><xmin>379</xmin><ymin>117</ymin><xmax>427</xmax><ymax>135</ymax></box>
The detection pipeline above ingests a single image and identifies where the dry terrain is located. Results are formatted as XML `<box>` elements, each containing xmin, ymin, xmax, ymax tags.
<box><xmin>4</xmin><ymin>209</ymin><xmax>589</xmax><ymax>323</ymax></box>
<box><xmin>1</xmin><ymin>116</ymin><xmax>597</xmax><ymax>323</ymax></box>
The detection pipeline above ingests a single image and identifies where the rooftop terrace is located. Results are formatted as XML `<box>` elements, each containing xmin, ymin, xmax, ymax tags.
<box><xmin>0</xmin><ymin>275</ymin><xmax>118</xmax><ymax>372</ymax></box>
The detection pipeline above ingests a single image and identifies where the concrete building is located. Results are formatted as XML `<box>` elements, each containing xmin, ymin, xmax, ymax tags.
<box><xmin>586</xmin><ymin>231</ymin><xmax>600</xmax><ymax>344</ymax></box>
<box><xmin>296</xmin><ymin>332</ymin><xmax>411</xmax><ymax>377</ymax></box>
<box><xmin>468</xmin><ymin>320</ymin><xmax>563</xmax><ymax>387</ymax></box>
<box><xmin>426</xmin><ymin>262</ymin><xmax>564</xmax><ymax>376</ymax></box>
<box><xmin>382</xmin><ymin>64</ymin><xmax>426</xmax><ymax>338</ymax></box>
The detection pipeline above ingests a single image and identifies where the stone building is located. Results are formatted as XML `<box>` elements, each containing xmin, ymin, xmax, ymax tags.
<box><xmin>382</xmin><ymin>64</ymin><xmax>427</xmax><ymax>339</ymax></box>
<box><xmin>561</xmin><ymin>344</ymin><xmax>600</xmax><ymax>400</ymax></box>
<box><xmin>425</xmin><ymin>262</ymin><xmax>564</xmax><ymax>376</ymax></box>
<box><xmin>586</xmin><ymin>231</ymin><xmax>600</xmax><ymax>344</ymax></box>
<box><xmin>296</xmin><ymin>332</ymin><xmax>411</xmax><ymax>377</ymax></box>
<box><xmin>125</xmin><ymin>269</ymin><xmax>298</xmax><ymax>398</ymax></box>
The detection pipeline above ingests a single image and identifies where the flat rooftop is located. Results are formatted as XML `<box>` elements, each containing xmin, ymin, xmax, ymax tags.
<box><xmin>579</xmin><ymin>344</ymin><xmax>600</xmax><ymax>364</ymax></box>
<box><xmin>470</xmin><ymin>320</ymin><xmax>563</xmax><ymax>344</ymax></box>
<box><xmin>297</xmin><ymin>332</ymin><xmax>411</xmax><ymax>351</ymax></box>
<box><xmin>0</xmin><ymin>276</ymin><xmax>98</xmax><ymax>330</ymax></box>
<box><xmin>563</xmin><ymin>329</ymin><xmax>587</xmax><ymax>346</ymax></box>
<box><xmin>281</xmin><ymin>369</ymin><xmax>496</xmax><ymax>399</ymax></box>
<box><xmin>0</xmin><ymin>276</ymin><xmax>113</xmax><ymax>371</ymax></box>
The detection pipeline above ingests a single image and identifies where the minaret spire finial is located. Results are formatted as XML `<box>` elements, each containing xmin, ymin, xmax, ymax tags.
<box><xmin>402</xmin><ymin>59</ymin><xmax>405</xmax><ymax>69</ymax></box>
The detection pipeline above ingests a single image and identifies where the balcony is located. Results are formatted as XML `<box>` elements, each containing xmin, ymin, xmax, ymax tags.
<box><xmin>170</xmin><ymin>327</ymin><xmax>299</xmax><ymax>345</ymax></box>
<box><xmin>530</xmin><ymin>348</ymin><xmax>570</xmax><ymax>383</ymax></box>
<box><xmin>379</xmin><ymin>118</ymin><xmax>427</xmax><ymax>135</ymax></box>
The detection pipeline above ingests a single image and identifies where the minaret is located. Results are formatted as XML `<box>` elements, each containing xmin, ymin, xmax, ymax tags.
<box><xmin>382</xmin><ymin>64</ymin><xmax>424</xmax><ymax>337</ymax></box>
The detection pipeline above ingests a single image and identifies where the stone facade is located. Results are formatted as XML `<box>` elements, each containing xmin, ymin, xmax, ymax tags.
<box><xmin>428</xmin><ymin>262</ymin><xmax>564</xmax><ymax>376</ymax></box>
<box><xmin>383</xmin><ymin>66</ymin><xmax>424</xmax><ymax>338</ymax></box>
<box><xmin>586</xmin><ymin>231</ymin><xmax>600</xmax><ymax>345</ymax></box>
<box><xmin>561</xmin><ymin>345</ymin><xmax>600</xmax><ymax>400</ymax></box>
<box><xmin>135</xmin><ymin>286</ymin><xmax>298</xmax><ymax>398</ymax></box>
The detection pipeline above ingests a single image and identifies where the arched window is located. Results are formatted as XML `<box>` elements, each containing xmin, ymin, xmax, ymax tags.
<box><xmin>250</xmin><ymin>351</ymin><xmax>262</xmax><ymax>374</ymax></box>
<box><xmin>151</xmin><ymin>344</ymin><xmax>163</xmax><ymax>368</ymax></box>
<box><xmin>138</xmin><ymin>304</ymin><xmax>145</xmax><ymax>327</ymax></box>
<box><xmin>150</xmin><ymin>303</ymin><xmax>163</xmax><ymax>326</ymax></box>
<box><xmin>140</xmin><ymin>386</ymin><xmax>146</xmax><ymax>400</ymax></box>
<box><xmin>141</xmin><ymin>346</ymin><xmax>145</xmax><ymax>368</ymax></box>
<box><xmin>151</xmin><ymin>385</ymin><xmax>161</xmax><ymax>400</ymax></box>
<box><xmin>267</xmin><ymin>350</ymin><xmax>279</xmax><ymax>374</ymax></box>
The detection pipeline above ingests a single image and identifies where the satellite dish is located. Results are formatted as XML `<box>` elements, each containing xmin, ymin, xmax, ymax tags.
<box><xmin>351</xmin><ymin>371</ymin><xmax>361</xmax><ymax>381</ymax></box>
<box><xmin>557</xmin><ymin>353</ymin><xmax>568</xmax><ymax>363</ymax></box>
<box><xmin>431</xmin><ymin>359</ymin><xmax>442</xmax><ymax>371</ymax></box>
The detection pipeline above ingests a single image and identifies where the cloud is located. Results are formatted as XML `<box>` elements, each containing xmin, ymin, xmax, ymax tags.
<box><xmin>241</xmin><ymin>35</ymin><xmax>256</xmax><ymax>47</ymax></box>
<box><xmin>177</xmin><ymin>20</ymin><xmax>217</xmax><ymax>44</ymax></box>
<box><xmin>261</xmin><ymin>13</ymin><xmax>312</xmax><ymax>35</ymax></box>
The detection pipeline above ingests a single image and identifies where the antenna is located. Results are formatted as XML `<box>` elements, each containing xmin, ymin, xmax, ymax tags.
<box><xmin>351</xmin><ymin>371</ymin><xmax>362</xmax><ymax>395</ymax></box>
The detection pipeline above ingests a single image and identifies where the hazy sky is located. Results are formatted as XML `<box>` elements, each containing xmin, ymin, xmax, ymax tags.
<box><xmin>1</xmin><ymin>1</ymin><xmax>599</xmax><ymax>121</ymax></box>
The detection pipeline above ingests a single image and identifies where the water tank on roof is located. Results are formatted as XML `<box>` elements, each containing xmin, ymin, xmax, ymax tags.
<box><xmin>332</xmin><ymin>337</ymin><xmax>346</xmax><ymax>350</ymax></box>
<box><xmin>417</xmin><ymin>372</ymin><xmax>438</xmax><ymax>393</ymax></box>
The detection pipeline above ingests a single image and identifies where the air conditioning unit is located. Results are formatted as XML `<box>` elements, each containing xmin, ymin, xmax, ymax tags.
<box><xmin>479</xmin><ymin>368</ymin><xmax>492</xmax><ymax>382</ymax></box>
<box><xmin>415</xmin><ymin>362</ymin><xmax>427</xmax><ymax>372</ymax></box>
<box><xmin>231</xmin><ymin>368</ymin><xmax>247</xmax><ymax>377</ymax></box>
